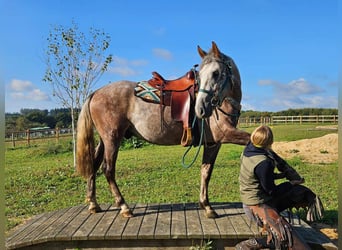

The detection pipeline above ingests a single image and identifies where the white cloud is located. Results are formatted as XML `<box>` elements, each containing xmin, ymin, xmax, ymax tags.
<box><xmin>152</xmin><ymin>48</ymin><xmax>173</xmax><ymax>60</ymax></box>
<box><xmin>109</xmin><ymin>66</ymin><xmax>140</xmax><ymax>77</ymax></box>
<box><xmin>27</xmin><ymin>89</ymin><xmax>50</xmax><ymax>101</ymax></box>
<box><xmin>243</xmin><ymin>78</ymin><xmax>337</xmax><ymax>111</ymax></box>
<box><xmin>8</xmin><ymin>79</ymin><xmax>50</xmax><ymax>101</ymax></box>
<box><xmin>109</xmin><ymin>56</ymin><xmax>148</xmax><ymax>77</ymax></box>
<box><xmin>9</xmin><ymin>79</ymin><xmax>34</xmax><ymax>91</ymax></box>
<box><xmin>258</xmin><ymin>79</ymin><xmax>278</xmax><ymax>86</ymax></box>
<box><xmin>258</xmin><ymin>78</ymin><xmax>323</xmax><ymax>96</ymax></box>
<box><xmin>277</xmin><ymin>78</ymin><xmax>323</xmax><ymax>95</ymax></box>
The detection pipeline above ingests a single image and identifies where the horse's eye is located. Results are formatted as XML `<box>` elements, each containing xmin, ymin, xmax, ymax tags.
<box><xmin>213</xmin><ymin>70</ymin><xmax>219</xmax><ymax>79</ymax></box>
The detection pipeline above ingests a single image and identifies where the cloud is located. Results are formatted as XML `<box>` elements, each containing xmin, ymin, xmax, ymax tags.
<box><xmin>243</xmin><ymin>78</ymin><xmax>337</xmax><ymax>111</ymax></box>
<box><xmin>9</xmin><ymin>79</ymin><xmax>34</xmax><ymax>91</ymax></box>
<box><xmin>8</xmin><ymin>79</ymin><xmax>50</xmax><ymax>101</ymax></box>
<box><xmin>109</xmin><ymin>66</ymin><xmax>139</xmax><ymax>77</ymax></box>
<box><xmin>258</xmin><ymin>78</ymin><xmax>323</xmax><ymax>96</ymax></box>
<box><xmin>152</xmin><ymin>48</ymin><xmax>173</xmax><ymax>60</ymax></box>
<box><xmin>109</xmin><ymin>56</ymin><xmax>148</xmax><ymax>77</ymax></box>
<box><xmin>27</xmin><ymin>89</ymin><xmax>50</xmax><ymax>101</ymax></box>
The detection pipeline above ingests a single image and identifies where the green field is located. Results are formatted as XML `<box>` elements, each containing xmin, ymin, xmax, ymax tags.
<box><xmin>5</xmin><ymin>124</ymin><xmax>338</xmax><ymax>232</ymax></box>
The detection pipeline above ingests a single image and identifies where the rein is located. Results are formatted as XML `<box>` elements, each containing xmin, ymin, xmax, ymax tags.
<box><xmin>181</xmin><ymin>60</ymin><xmax>241</xmax><ymax>168</ymax></box>
<box><xmin>181</xmin><ymin>118</ymin><xmax>205</xmax><ymax>168</ymax></box>
<box><xmin>216</xmin><ymin>97</ymin><xmax>241</xmax><ymax>120</ymax></box>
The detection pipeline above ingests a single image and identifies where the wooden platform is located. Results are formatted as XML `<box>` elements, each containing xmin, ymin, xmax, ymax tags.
<box><xmin>6</xmin><ymin>202</ymin><xmax>336</xmax><ymax>250</ymax></box>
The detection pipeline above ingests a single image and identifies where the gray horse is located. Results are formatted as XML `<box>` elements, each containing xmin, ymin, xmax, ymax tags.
<box><xmin>76</xmin><ymin>42</ymin><xmax>250</xmax><ymax>218</ymax></box>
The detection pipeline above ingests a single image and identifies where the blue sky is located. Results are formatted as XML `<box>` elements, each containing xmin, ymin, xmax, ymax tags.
<box><xmin>1</xmin><ymin>0</ymin><xmax>339</xmax><ymax>113</ymax></box>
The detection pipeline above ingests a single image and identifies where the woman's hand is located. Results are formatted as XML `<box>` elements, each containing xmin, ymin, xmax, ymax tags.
<box><xmin>290</xmin><ymin>178</ymin><xmax>305</xmax><ymax>185</ymax></box>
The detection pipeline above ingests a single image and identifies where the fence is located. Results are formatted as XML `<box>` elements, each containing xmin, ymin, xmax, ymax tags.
<box><xmin>5</xmin><ymin>115</ymin><xmax>338</xmax><ymax>147</ymax></box>
<box><xmin>5</xmin><ymin>128</ymin><xmax>73</xmax><ymax>147</ymax></box>
<box><xmin>239</xmin><ymin>115</ymin><xmax>338</xmax><ymax>126</ymax></box>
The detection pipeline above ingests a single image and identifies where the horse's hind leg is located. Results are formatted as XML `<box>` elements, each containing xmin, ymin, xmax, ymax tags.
<box><xmin>102</xmin><ymin>139</ymin><xmax>133</xmax><ymax>218</ymax></box>
<box><xmin>85</xmin><ymin>141</ymin><xmax>104</xmax><ymax>213</ymax></box>
<box><xmin>199</xmin><ymin>143</ymin><xmax>221</xmax><ymax>218</ymax></box>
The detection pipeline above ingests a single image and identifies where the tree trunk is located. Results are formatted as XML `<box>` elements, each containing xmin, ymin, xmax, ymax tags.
<box><xmin>70</xmin><ymin>107</ymin><xmax>77</xmax><ymax>169</ymax></box>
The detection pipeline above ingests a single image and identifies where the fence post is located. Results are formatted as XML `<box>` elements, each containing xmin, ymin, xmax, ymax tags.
<box><xmin>11</xmin><ymin>133</ymin><xmax>15</xmax><ymax>148</ymax></box>
<box><xmin>26</xmin><ymin>129</ymin><xmax>30</xmax><ymax>146</ymax></box>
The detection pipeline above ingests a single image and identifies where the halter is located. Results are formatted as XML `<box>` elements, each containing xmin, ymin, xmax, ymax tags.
<box><xmin>198</xmin><ymin>58</ymin><xmax>241</xmax><ymax>120</ymax></box>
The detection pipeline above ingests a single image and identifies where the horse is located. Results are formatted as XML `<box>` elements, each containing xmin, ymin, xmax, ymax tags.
<box><xmin>76</xmin><ymin>41</ymin><xmax>250</xmax><ymax>218</ymax></box>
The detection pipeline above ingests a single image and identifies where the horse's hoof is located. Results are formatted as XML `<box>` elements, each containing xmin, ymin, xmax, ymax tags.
<box><xmin>121</xmin><ymin>209</ymin><xmax>134</xmax><ymax>218</ymax></box>
<box><xmin>205</xmin><ymin>210</ymin><xmax>218</xmax><ymax>219</ymax></box>
<box><xmin>89</xmin><ymin>205</ymin><xmax>102</xmax><ymax>214</ymax></box>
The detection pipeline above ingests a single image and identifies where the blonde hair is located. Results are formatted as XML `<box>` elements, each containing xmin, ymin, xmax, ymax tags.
<box><xmin>250</xmin><ymin>125</ymin><xmax>274</xmax><ymax>149</ymax></box>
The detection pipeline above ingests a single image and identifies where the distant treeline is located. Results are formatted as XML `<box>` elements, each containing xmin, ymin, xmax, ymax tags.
<box><xmin>5</xmin><ymin>107</ymin><xmax>338</xmax><ymax>132</ymax></box>
<box><xmin>5</xmin><ymin>108</ymin><xmax>74</xmax><ymax>132</ymax></box>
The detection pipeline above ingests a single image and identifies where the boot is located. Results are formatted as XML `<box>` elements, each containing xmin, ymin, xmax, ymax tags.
<box><xmin>235</xmin><ymin>238</ymin><xmax>266</xmax><ymax>250</ymax></box>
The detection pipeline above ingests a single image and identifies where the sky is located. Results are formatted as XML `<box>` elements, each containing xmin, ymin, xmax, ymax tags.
<box><xmin>1</xmin><ymin>0</ymin><xmax>339</xmax><ymax>113</ymax></box>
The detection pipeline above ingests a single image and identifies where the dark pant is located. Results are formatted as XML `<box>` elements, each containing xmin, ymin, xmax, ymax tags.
<box><xmin>243</xmin><ymin>184</ymin><xmax>316</xmax><ymax>223</ymax></box>
<box><xmin>265</xmin><ymin>184</ymin><xmax>316</xmax><ymax>212</ymax></box>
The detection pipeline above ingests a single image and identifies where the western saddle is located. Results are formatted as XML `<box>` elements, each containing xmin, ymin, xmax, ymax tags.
<box><xmin>142</xmin><ymin>68</ymin><xmax>198</xmax><ymax>146</ymax></box>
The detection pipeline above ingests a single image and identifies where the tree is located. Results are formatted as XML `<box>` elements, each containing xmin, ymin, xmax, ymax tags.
<box><xmin>43</xmin><ymin>21</ymin><xmax>113</xmax><ymax>168</ymax></box>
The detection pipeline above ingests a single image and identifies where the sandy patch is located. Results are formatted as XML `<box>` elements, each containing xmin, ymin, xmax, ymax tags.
<box><xmin>272</xmin><ymin>133</ymin><xmax>338</xmax><ymax>164</ymax></box>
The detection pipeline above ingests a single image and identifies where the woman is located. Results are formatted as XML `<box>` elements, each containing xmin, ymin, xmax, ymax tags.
<box><xmin>236</xmin><ymin>125</ymin><xmax>323</xmax><ymax>250</ymax></box>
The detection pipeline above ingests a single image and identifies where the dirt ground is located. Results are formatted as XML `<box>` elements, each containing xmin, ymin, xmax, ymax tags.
<box><xmin>272</xmin><ymin>133</ymin><xmax>338</xmax><ymax>164</ymax></box>
<box><xmin>272</xmin><ymin>129</ymin><xmax>338</xmax><ymax>245</ymax></box>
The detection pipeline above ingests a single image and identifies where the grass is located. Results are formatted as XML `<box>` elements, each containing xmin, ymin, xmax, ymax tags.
<box><xmin>5</xmin><ymin>124</ymin><xmax>338</xmax><ymax>232</ymax></box>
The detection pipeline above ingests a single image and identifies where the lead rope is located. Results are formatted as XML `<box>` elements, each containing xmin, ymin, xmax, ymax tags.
<box><xmin>181</xmin><ymin>118</ymin><xmax>205</xmax><ymax>168</ymax></box>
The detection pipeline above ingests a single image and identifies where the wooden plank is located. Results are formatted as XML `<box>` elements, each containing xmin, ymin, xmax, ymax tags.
<box><xmin>198</xmin><ymin>206</ymin><xmax>220</xmax><ymax>239</ymax></box>
<box><xmin>154</xmin><ymin>203</ymin><xmax>171</xmax><ymax>239</ymax></box>
<box><xmin>15</xmin><ymin>209</ymin><xmax>67</xmax><ymax>248</ymax></box>
<box><xmin>237</xmin><ymin>206</ymin><xmax>260</xmax><ymax>236</ymax></box>
<box><xmin>224</xmin><ymin>203</ymin><xmax>256</xmax><ymax>238</ymax></box>
<box><xmin>72</xmin><ymin>204</ymin><xmax>112</xmax><ymax>240</ymax></box>
<box><xmin>6</xmin><ymin>211</ymin><xmax>56</xmax><ymax>249</ymax></box>
<box><xmin>88</xmin><ymin>205</ymin><xmax>120</xmax><ymax>240</ymax></box>
<box><xmin>54</xmin><ymin>205</ymin><xmax>90</xmax><ymax>241</ymax></box>
<box><xmin>121</xmin><ymin>203</ymin><xmax>147</xmax><ymax>239</ymax></box>
<box><xmin>6</xmin><ymin>213</ymin><xmax>45</xmax><ymax>246</ymax></box>
<box><xmin>185</xmin><ymin>202</ymin><xmax>203</xmax><ymax>239</ymax></box>
<box><xmin>6</xmin><ymin>202</ymin><xmax>334</xmax><ymax>250</ymax></box>
<box><xmin>170</xmin><ymin>203</ymin><xmax>187</xmax><ymax>239</ymax></box>
<box><xmin>105</xmin><ymin>204</ymin><xmax>136</xmax><ymax>240</ymax></box>
<box><xmin>32</xmin><ymin>205</ymin><xmax>85</xmax><ymax>244</ymax></box>
<box><xmin>213</xmin><ymin>203</ymin><xmax>239</xmax><ymax>239</ymax></box>
<box><xmin>138</xmin><ymin>203</ymin><xmax>159</xmax><ymax>239</ymax></box>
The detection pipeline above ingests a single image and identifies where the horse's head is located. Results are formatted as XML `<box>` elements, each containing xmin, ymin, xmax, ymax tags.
<box><xmin>195</xmin><ymin>41</ymin><xmax>241</xmax><ymax>119</ymax></box>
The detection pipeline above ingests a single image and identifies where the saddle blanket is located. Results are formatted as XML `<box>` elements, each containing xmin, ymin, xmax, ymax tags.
<box><xmin>134</xmin><ymin>81</ymin><xmax>161</xmax><ymax>104</ymax></box>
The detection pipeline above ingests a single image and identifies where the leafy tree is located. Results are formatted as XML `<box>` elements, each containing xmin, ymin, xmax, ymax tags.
<box><xmin>43</xmin><ymin>21</ymin><xmax>113</xmax><ymax>168</ymax></box>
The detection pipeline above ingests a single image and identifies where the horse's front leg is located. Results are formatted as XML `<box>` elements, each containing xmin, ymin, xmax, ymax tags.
<box><xmin>199</xmin><ymin>143</ymin><xmax>221</xmax><ymax>218</ymax></box>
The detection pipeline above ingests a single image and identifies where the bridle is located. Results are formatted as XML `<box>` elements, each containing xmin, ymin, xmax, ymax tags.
<box><xmin>182</xmin><ymin>60</ymin><xmax>241</xmax><ymax>168</ymax></box>
<box><xmin>197</xmin><ymin>59</ymin><xmax>241</xmax><ymax>122</ymax></box>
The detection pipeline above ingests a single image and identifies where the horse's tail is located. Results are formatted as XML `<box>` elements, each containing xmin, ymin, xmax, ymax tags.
<box><xmin>76</xmin><ymin>93</ymin><xmax>100</xmax><ymax>179</ymax></box>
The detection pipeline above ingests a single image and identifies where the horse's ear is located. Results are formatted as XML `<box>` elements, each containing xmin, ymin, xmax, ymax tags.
<box><xmin>211</xmin><ymin>41</ymin><xmax>220</xmax><ymax>58</ymax></box>
<box><xmin>197</xmin><ymin>45</ymin><xmax>207</xmax><ymax>58</ymax></box>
